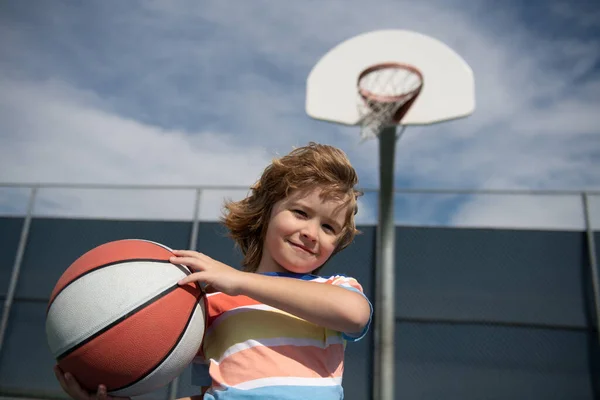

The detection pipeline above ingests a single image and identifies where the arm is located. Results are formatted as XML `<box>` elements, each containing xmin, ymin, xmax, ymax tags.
<box><xmin>172</xmin><ymin>250</ymin><xmax>371</xmax><ymax>335</ymax></box>
<box><xmin>239</xmin><ymin>273</ymin><xmax>371</xmax><ymax>334</ymax></box>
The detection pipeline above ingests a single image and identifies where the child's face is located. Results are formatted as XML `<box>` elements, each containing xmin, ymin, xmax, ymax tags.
<box><xmin>258</xmin><ymin>186</ymin><xmax>350</xmax><ymax>274</ymax></box>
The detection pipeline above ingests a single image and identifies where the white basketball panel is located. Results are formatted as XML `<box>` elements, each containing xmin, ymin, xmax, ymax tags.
<box><xmin>46</xmin><ymin>261</ymin><xmax>188</xmax><ymax>356</ymax></box>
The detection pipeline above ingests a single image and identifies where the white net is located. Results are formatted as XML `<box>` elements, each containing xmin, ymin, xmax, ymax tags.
<box><xmin>357</xmin><ymin>65</ymin><xmax>423</xmax><ymax>141</ymax></box>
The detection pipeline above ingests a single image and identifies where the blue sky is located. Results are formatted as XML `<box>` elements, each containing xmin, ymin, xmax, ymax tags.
<box><xmin>0</xmin><ymin>0</ymin><xmax>599</xmax><ymax>229</ymax></box>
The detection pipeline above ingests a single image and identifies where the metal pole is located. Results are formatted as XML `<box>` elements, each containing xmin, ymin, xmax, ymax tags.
<box><xmin>581</xmin><ymin>193</ymin><xmax>600</xmax><ymax>344</ymax></box>
<box><xmin>189</xmin><ymin>189</ymin><xmax>202</xmax><ymax>253</ymax></box>
<box><xmin>374</xmin><ymin>126</ymin><xmax>401</xmax><ymax>400</ymax></box>
<box><xmin>167</xmin><ymin>189</ymin><xmax>202</xmax><ymax>400</ymax></box>
<box><xmin>0</xmin><ymin>187</ymin><xmax>37</xmax><ymax>355</ymax></box>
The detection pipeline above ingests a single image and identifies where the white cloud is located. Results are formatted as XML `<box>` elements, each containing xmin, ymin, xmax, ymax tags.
<box><xmin>0</xmin><ymin>78</ymin><xmax>274</xmax><ymax>220</ymax></box>
<box><xmin>355</xmin><ymin>194</ymin><xmax>378</xmax><ymax>225</ymax></box>
<box><xmin>450</xmin><ymin>194</ymin><xmax>587</xmax><ymax>231</ymax></box>
<box><xmin>0</xmin><ymin>0</ymin><xmax>598</xmax><ymax>229</ymax></box>
<box><xmin>33</xmin><ymin>188</ymin><xmax>198</xmax><ymax>221</ymax></box>
<box><xmin>0</xmin><ymin>79</ymin><xmax>271</xmax><ymax>187</ymax></box>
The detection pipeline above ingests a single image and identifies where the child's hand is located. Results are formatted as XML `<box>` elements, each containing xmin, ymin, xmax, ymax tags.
<box><xmin>170</xmin><ymin>250</ymin><xmax>246</xmax><ymax>296</ymax></box>
<box><xmin>54</xmin><ymin>366</ymin><xmax>130</xmax><ymax>400</ymax></box>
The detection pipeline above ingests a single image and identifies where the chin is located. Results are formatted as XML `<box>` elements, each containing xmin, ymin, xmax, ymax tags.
<box><xmin>280</xmin><ymin>263</ymin><xmax>318</xmax><ymax>274</ymax></box>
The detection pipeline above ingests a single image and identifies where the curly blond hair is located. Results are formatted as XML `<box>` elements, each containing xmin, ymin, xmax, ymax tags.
<box><xmin>222</xmin><ymin>142</ymin><xmax>362</xmax><ymax>273</ymax></box>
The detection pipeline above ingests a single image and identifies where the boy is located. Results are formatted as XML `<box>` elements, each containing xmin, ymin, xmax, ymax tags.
<box><xmin>55</xmin><ymin>142</ymin><xmax>372</xmax><ymax>399</ymax></box>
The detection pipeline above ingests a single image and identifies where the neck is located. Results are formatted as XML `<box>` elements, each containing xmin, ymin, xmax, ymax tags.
<box><xmin>255</xmin><ymin>262</ymin><xmax>288</xmax><ymax>274</ymax></box>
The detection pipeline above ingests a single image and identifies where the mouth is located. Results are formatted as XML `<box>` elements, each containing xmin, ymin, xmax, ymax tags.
<box><xmin>287</xmin><ymin>241</ymin><xmax>316</xmax><ymax>255</ymax></box>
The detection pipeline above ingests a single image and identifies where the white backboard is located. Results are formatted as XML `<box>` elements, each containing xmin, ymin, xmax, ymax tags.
<box><xmin>306</xmin><ymin>30</ymin><xmax>475</xmax><ymax>126</ymax></box>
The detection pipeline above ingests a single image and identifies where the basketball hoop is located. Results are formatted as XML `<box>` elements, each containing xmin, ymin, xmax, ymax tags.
<box><xmin>306</xmin><ymin>30</ymin><xmax>476</xmax><ymax>400</ymax></box>
<box><xmin>357</xmin><ymin>63</ymin><xmax>424</xmax><ymax>140</ymax></box>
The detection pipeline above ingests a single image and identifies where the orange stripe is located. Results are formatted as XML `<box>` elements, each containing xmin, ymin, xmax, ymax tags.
<box><xmin>208</xmin><ymin>343</ymin><xmax>345</xmax><ymax>387</ymax></box>
<box><xmin>205</xmin><ymin>292</ymin><xmax>263</xmax><ymax>325</ymax></box>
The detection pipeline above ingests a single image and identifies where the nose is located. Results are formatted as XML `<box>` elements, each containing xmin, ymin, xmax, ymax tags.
<box><xmin>300</xmin><ymin>220</ymin><xmax>318</xmax><ymax>241</ymax></box>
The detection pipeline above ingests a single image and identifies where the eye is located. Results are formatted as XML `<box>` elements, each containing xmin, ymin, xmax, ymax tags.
<box><xmin>322</xmin><ymin>224</ymin><xmax>336</xmax><ymax>234</ymax></box>
<box><xmin>292</xmin><ymin>209</ymin><xmax>307</xmax><ymax>218</ymax></box>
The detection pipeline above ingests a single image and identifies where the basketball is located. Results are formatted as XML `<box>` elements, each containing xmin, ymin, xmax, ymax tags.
<box><xmin>45</xmin><ymin>239</ymin><xmax>206</xmax><ymax>397</ymax></box>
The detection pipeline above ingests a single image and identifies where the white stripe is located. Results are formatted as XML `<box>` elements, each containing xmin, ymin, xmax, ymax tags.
<box><xmin>234</xmin><ymin>376</ymin><xmax>343</xmax><ymax>390</ymax></box>
<box><xmin>219</xmin><ymin>336</ymin><xmax>344</xmax><ymax>361</ymax></box>
<box><xmin>228</xmin><ymin>303</ymin><xmax>275</xmax><ymax>313</ymax></box>
<box><xmin>132</xmin><ymin>239</ymin><xmax>174</xmax><ymax>252</ymax></box>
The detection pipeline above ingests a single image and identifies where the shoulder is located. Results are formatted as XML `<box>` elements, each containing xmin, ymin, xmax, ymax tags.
<box><xmin>318</xmin><ymin>274</ymin><xmax>364</xmax><ymax>288</ymax></box>
<box><xmin>300</xmin><ymin>273</ymin><xmax>367</xmax><ymax>295</ymax></box>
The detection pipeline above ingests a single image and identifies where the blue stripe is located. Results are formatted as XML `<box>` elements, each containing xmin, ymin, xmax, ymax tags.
<box><xmin>203</xmin><ymin>384</ymin><xmax>344</xmax><ymax>399</ymax></box>
<box><xmin>258</xmin><ymin>272</ymin><xmax>318</xmax><ymax>280</ymax></box>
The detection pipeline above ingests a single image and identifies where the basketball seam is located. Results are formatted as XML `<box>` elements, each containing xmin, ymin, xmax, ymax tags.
<box><xmin>47</xmin><ymin>259</ymin><xmax>190</xmax><ymax>311</ymax></box>
<box><xmin>56</xmin><ymin>283</ymin><xmax>183</xmax><ymax>361</ymax></box>
<box><xmin>111</xmin><ymin>292</ymin><xmax>203</xmax><ymax>393</ymax></box>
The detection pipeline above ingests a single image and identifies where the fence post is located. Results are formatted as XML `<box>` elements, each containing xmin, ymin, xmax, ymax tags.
<box><xmin>582</xmin><ymin>192</ymin><xmax>600</xmax><ymax>344</ymax></box>
<box><xmin>0</xmin><ymin>187</ymin><xmax>37</xmax><ymax>355</ymax></box>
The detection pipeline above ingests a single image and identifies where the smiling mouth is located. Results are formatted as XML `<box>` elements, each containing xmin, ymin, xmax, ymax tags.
<box><xmin>288</xmin><ymin>241</ymin><xmax>315</xmax><ymax>255</ymax></box>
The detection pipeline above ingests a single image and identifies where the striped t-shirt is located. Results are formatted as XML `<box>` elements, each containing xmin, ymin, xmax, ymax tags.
<box><xmin>192</xmin><ymin>272</ymin><xmax>372</xmax><ymax>399</ymax></box>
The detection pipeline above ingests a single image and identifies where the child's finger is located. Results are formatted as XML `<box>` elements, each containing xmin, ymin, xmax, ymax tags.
<box><xmin>170</xmin><ymin>256</ymin><xmax>204</xmax><ymax>270</ymax></box>
<box><xmin>55</xmin><ymin>365</ymin><xmax>129</xmax><ymax>400</ymax></box>
<box><xmin>98</xmin><ymin>384</ymin><xmax>130</xmax><ymax>400</ymax></box>
<box><xmin>59</xmin><ymin>369</ymin><xmax>91</xmax><ymax>400</ymax></box>
<box><xmin>169</xmin><ymin>256</ymin><xmax>191</xmax><ymax>264</ymax></box>
<box><xmin>97</xmin><ymin>385</ymin><xmax>108</xmax><ymax>400</ymax></box>
<box><xmin>171</xmin><ymin>249</ymin><xmax>199</xmax><ymax>257</ymax></box>
<box><xmin>178</xmin><ymin>272</ymin><xmax>206</xmax><ymax>285</ymax></box>
<box><xmin>54</xmin><ymin>366</ymin><xmax>71</xmax><ymax>393</ymax></box>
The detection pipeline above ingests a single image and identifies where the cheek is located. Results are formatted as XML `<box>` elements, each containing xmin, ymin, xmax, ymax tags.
<box><xmin>275</xmin><ymin>214</ymin><xmax>299</xmax><ymax>236</ymax></box>
<box><xmin>265</xmin><ymin>215</ymin><xmax>293</xmax><ymax>247</ymax></box>
<box><xmin>265</xmin><ymin>226</ymin><xmax>283</xmax><ymax>250</ymax></box>
<box><xmin>319</xmin><ymin>235</ymin><xmax>338</xmax><ymax>257</ymax></box>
